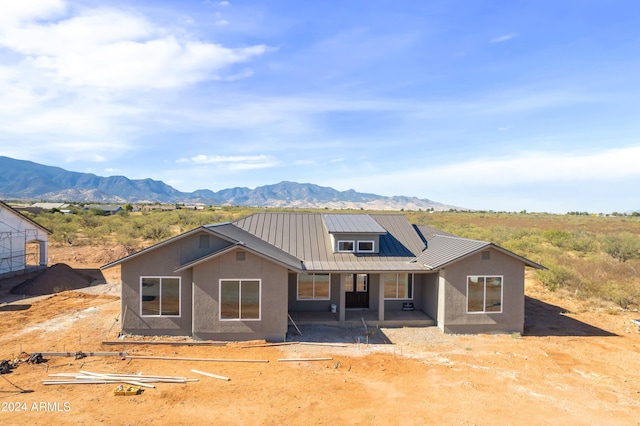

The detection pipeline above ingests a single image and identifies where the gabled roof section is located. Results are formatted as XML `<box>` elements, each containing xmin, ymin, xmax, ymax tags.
<box><xmin>101</xmin><ymin>226</ymin><xmax>206</xmax><ymax>269</ymax></box>
<box><xmin>203</xmin><ymin>222</ymin><xmax>302</xmax><ymax>271</ymax></box>
<box><xmin>413</xmin><ymin>224</ymin><xmax>456</xmax><ymax>243</ymax></box>
<box><xmin>414</xmin><ymin>224</ymin><xmax>545</xmax><ymax>270</ymax></box>
<box><xmin>322</xmin><ymin>214</ymin><xmax>387</xmax><ymax>234</ymax></box>
<box><xmin>174</xmin><ymin>241</ymin><xmax>302</xmax><ymax>273</ymax></box>
<box><xmin>101</xmin><ymin>221</ymin><xmax>302</xmax><ymax>271</ymax></box>
<box><xmin>415</xmin><ymin>234</ymin><xmax>491</xmax><ymax>269</ymax></box>
<box><xmin>0</xmin><ymin>200</ymin><xmax>52</xmax><ymax>235</ymax></box>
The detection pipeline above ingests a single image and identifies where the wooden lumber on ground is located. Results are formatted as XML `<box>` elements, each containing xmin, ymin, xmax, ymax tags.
<box><xmin>43</xmin><ymin>370</ymin><xmax>198</xmax><ymax>387</ymax></box>
<box><xmin>102</xmin><ymin>341</ymin><xmax>226</xmax><ymax>346</ymax></box>
<box><xmin>288</xmin><ymin>314</ymin><xmax>302</xmax><ymax>335</ymax></box>
<box><xmin>240</xmin><ymin>342</ymin><xmax>299</xmax><ymax>348</ymax></box>
<box><xmin>191</xmin><ymin>369</ymin><xmax>230</xmax><ymax>381</ymax></box>
<box><xmin>299</xmin><ymin>342</ymin><xmax>348</xmax><ymax>347</ymax></box>
<box><xmin>39</xmin><ymin>351</ymin><xmax>128</xmax><ymax>357</ymax></box>
<box><xmin>125</xmin><ymin>355</ymin><xmax>269</xmax><ymax>363</ymax></box>
<box><xmin>277</xmin><ymin>357</ymin><xmax>333</xmax><ymax>362</ymax></box>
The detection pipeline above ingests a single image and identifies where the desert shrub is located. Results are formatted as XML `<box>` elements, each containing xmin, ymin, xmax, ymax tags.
<box><xmin>600</xmin><ymin>232</ymin><xmax>640</xmax><ymax>262</ymax></box>
<box><xmin>599</xmin><ymin>279</ymin><xmax>640</xmax><ymax>310</ymax></box>
<box><xmin>141</xmin><ymin>223</ymin><xmax>171</xmax><ymax>241</ymax></box>
<box><xmin>542</xmin><ymin>229</ymin><xmax>596</xmax><ymax>253</ymax></box>
<box><xmin>534</xmin><ymin>261</ymin><xmax>576</xmax><ymax>291</ymax></box>
<box><xmin>502</xmin><ymin>234</ymin><xmax>545</xmax><ymax>256</ymax></box>
<box><xmin>49</xmin><ymin>222</ymin><xmax>78</xmax><ymax>245</ymax></box>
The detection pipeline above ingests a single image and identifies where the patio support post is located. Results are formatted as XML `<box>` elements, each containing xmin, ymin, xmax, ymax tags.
<box><xmin>339</xmin><ymin>274</ymin><xmax>345</xmax><ymax>322</ymax></box>
<box><xmin>378</xmin><ymin>278</ymin><xmax>385</xmax><ymax>322</ymax></box>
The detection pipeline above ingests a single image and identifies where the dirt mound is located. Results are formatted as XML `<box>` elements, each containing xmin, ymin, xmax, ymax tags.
<box><xmin>48</xmin><ymin>244</ymin><xmax>134</xmax><ymax>268</ymax></box>
<box><xmin>10</xmin><ymin>263</ymin><xmax>97</xmax><ymax>296</ymax></box>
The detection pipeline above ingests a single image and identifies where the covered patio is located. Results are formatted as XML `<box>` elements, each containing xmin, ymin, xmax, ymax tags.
<box><xmin>288</xmin><ymin>309</ymin><xmax>435</xmax><ymax>327</ymax></box>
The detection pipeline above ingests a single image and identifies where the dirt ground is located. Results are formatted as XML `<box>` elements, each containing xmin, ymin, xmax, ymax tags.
<box><xmin>1</xmin><ymin>245</ymin><xmax>640</xmax><ymax>425</ymax></box>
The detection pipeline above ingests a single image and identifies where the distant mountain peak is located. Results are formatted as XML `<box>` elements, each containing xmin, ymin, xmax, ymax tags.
<box><xmin>0</xmin><ymin>156</ymin><xmax>460</xmax><ymax>211</ymax></box>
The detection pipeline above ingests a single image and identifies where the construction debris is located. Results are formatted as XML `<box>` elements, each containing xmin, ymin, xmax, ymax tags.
<box><xmin>288</xmin><ymin>314</ymin><xmax>302</xmax><ymax>335</ymax></box>
<box><xmin>1</xmin><ymin>375</ymin><xmax>33</xmax><ymax>394</ymax></box>
<box><xmin>277</xmin><ymin>358</ymin><xmax>333</xmax><ymax>362</ymax></box>
<box><xmin>113</xmin><ymin>385</ymin><xmax>141</xmax><ymax>396</ymax></box>
<box><xmin>125</xmin><ymin>355</ymin><xmax>269</xmax><ymax>363</ymax></box>
<box><xmin>39</xmin><ymin>351</ymin><xmax>128</xmax><ymax>359</ymax></box>
<box><xmin>43</xmin><ymin>370</ymin><xmax>198</xmax><ymax>388</ymax></box>
<box><xmin>0</xmin><ymin>360</ymin><xmax>12</xmax><ymax>374</ymax></box>
<box><xmin>299</xmin><ymin>342</ymin><xmax>348</xmax><ymax>348</ymax></box>
<box><xmin>191</xmin><ymin>369</ymin><xmax>230</xmax><ymax>381</ymax></box>
<box><xmin>241</xmin><ymin>342</ymin><xmax>299</xmax><ymax>348</ymax></box>
<box><xmin>103</xmin><ymin>341</ymin><xmax>226</xmax><ymax>346</ymax></box>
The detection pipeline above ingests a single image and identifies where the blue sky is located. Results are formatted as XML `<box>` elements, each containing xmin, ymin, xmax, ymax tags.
<box><xmin>1</xmin><ymin>0</ymin><xmax>639</xmax><ymax>213</ymax></box>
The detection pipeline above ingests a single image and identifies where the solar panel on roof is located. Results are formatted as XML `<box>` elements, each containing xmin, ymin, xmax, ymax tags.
<box><xmin>322</xmin><ymin>214</ymin><xmax>387</xmax><ymax>234</ymax></box>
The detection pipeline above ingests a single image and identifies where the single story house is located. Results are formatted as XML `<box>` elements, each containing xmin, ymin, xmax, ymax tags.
<box><xmin>102</xmin><ymin>212</ymin><xmax>544</xmax><ymax>341</ymax></box>
<box><xmin>83</xmin><ymin>204</ymin><xmax>123</xmax><ymax>215</ymax></box>
<box><xmin>0</xmin><ymin>200</ymin><xmax>51</xmax><ymax>278</ymax></box>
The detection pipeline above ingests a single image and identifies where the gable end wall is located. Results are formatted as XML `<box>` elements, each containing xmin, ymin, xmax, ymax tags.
<box><xmin>439</xmin><ymin>248</ymin><xmax>525</xmax><ymax>334</ymax></box>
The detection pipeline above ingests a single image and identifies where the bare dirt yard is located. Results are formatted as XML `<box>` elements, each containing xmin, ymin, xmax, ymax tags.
<box><xmin>1</xmin><ymin>245</ymin><xmax>640</xmax><ymax>425</ymax></box>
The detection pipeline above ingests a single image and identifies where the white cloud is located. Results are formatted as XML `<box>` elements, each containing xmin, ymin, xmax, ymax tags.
<box><xmin>0</xmin><ymin>0</ymin><xmax>66</xmax><ymax>26</ymax></box>
<box><xmin>0</xmin><ymin>3</ymin><xmax>269</xmax><ymax>90</ymax></box>
<box><xmin>0</xmin><ymin>0</ymin><xmax>272</xmax><ymax>166</ymax></box>
<box><xmin>490</xmin><ymin>33</ymin><xmax>519</xmax><ymax>43</ymax></box>
<box><xmin>177</xmin><ymin>154</ymin><xmax>278</xmax><ymax>170</ymax></box>
<box><xmin>428</xmin><ymin>145</ymin><xmax>640</xmax><ymax>185</ymax></box>
<box><xmin>325</xmin><ymin>145</ymin><xmax>640</xmax><ymax>198</ymax></box>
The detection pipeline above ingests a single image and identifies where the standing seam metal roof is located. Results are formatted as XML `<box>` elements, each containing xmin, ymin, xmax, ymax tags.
<box><xmin>204</xmin><ymin>222</ymin><xmax>302</xmax><ymax>271</ymax></box>
<box><xmin>232</xmin><ymin>213</ymin><xmax>427</xmax><ymax>272</ymax></box>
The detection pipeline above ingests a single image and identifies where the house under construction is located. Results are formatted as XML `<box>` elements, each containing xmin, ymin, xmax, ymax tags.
<box><xmin>0</xmin><ymin>201</ymin><xmax>51</xmax><ymax>278</ymax></box>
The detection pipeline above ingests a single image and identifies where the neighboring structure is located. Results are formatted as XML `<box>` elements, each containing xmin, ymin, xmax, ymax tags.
<box><xmin>102</xmin><ymin>213</ymin><xmax>544</xmax><ymax>341</ymax></box>
<box><xmin>0</xmin><ymin>201</ymin><xmax>51</xmax><ymax>277</ymax></box>
<box><xmin>32</xmin><ymin>202</ymin><xmax>69</xmax><ymax>210</ymax></box>
<box><xmin>83</xmin><ymin>204</ymin><xmax>123</xmax><ymax>215</ymax></box>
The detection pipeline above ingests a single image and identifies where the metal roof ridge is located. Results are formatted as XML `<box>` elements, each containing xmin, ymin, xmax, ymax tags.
<box><xmin>432</xmin><ymin>234</ymin><xmax>490</xmax><ymax>244</ymax></box>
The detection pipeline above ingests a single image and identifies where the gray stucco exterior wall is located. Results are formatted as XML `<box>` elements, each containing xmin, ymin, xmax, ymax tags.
<box><xmin>437</xmin><ymin>248</ymin><xmax>525</xmax><ymax>334</ymax></box>
<box><xmin>120</xmin><ymin>230</ymin><xmax>290</xmax><ymax>341</ymax></box>
<box><xmin>418</xmin><ymin>273</ymin><xmax>440</xmax><ymax>320</ymax></box>
<box><xmin>192</xmin><ymin>249</ymin><xmax>289</xmax><ymax>341</ymax></box>
<box><xmin>120</xmin><ymin>241</ymin><xmax>193</xmax><ymax>336</ymax></box>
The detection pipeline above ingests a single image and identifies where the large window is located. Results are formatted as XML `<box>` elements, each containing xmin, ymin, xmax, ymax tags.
<box><xmin>467</xmin><ymin>276</ymin><xmax>503</xmax><ymax>313</ymax></box>
<box><xmin>141</xmin><ymin>277</ymin><xmax>180</xmax><ymax>316</ymax></box>
<box><xmin>383</xmin><ymin>273</ymin><xmax>413</xmax><ymax>299</ymax></box>
<box><xmin>297</xmin><ymin>273</ymin><xmax>331</xmax><ymax>300</ymax></box>
<box><xmin>220</xmin><ymin>279</ymin><xmax>261</xmax><ymax>320</ymax></box>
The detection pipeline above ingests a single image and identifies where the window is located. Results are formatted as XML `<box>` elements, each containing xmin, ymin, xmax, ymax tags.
<box><xmin>297</xmin><ymin>273</ymin><xmax>330</xmax><ymax>300</ymax></box>
<box><xmin>337</xmin><ymin>240</ymin><xmax>354</xmax><ymax>252</ymax></box>
<box><xmin>220</xmin><ymin>279</ymin><xmax>261</xmax><ymax>320</ymax></box>
<box><xmin>236</xmin><ymin>251</ymin><xmax>246</xmax><ymax>261</ymax></box>
<box><xmin>467</xmin><ymin>275</ymin><xmax>503</xmax><ymax>313</ymax></box>
<box><xmin>140</xmin><ymin>277</ymin><xmax>180</xmax><ymax>316</ymax></box>
<box><xmin>357</xmin><ymin>241</ymin><xmax>374</xmax><ymax>253</ymax></box>
<box><xmin>345</xmin><ymin>274</ymin><xmax>368</xmax><ymax>292</ymax></box>
<box><xmin>383</xmin><ymin>273</ymin><xmax>413</xmax><ymax>299</ymax></box>
<box><xmin>481</xmin><ymin>250</ymin><xmax>491</xmax><ymax>260</ymax></box>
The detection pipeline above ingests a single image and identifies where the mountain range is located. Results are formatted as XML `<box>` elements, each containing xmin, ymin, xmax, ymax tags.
<box><xmin>0</xmin><ymin>156</ymin><xmax>459</xmax><ymax>211</ymax></box>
